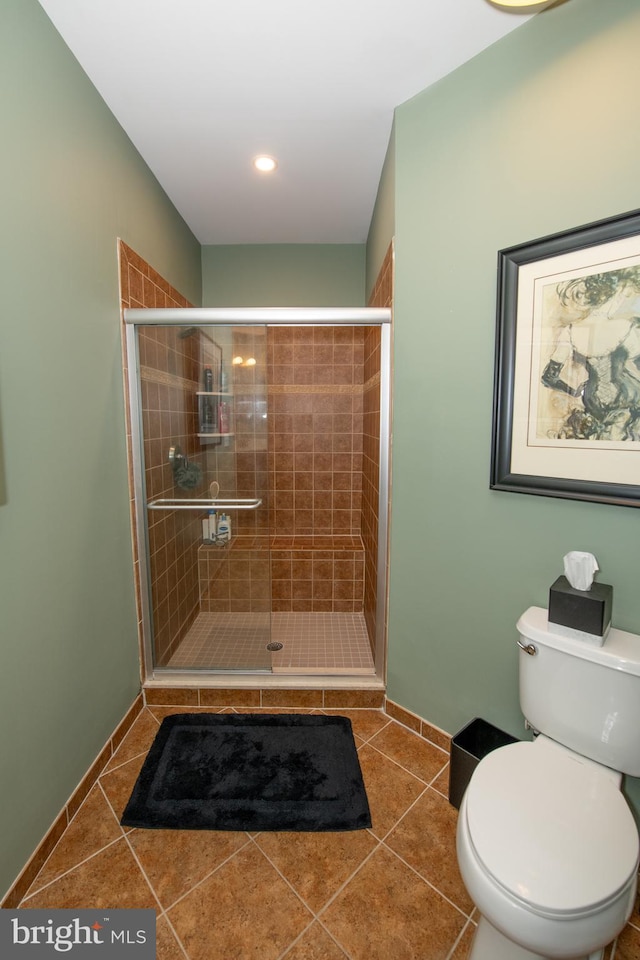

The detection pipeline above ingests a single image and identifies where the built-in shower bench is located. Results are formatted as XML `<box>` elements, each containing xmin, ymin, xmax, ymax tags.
<box><xmin>198</xmin><ymin>534</ymin><xmax>365</xmax><ymax>613</ymax></box>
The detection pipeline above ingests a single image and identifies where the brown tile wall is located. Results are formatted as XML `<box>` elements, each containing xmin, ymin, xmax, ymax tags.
<box><xmin>143</xmin><ymin>687</ymin><xmax>386</xmax><ymax>709</ymax></box>
<box><xmin>269</xmin><ymin>536</ymin><xmax>364</xmax><ymax>613</ymax></box>
<box><xmin>228</xmin><ymin>327</ymin><xmax>270</xmax><ymax>539</ymax></box>
<box><xmin>199</xmin><ymin>537</ymin><xmax>271</xmax><ymax>613</ymax></box>
<box><xmin>119</xmin><ymin>241</ymin><xmax>200</xmax><ymax>668</ymax></box>
<box><xmin>198</xmin><ymin>535</ymin><xmax>365</xmax><ymax>614</ymax></box>
<box><xmin>267</xmin><ymin>326</ymin><xmax>364</xmax><ymax>537</ymax></box>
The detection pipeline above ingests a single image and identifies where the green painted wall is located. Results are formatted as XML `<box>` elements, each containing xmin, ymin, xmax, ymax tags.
<box><xmin>0</xmin><ymin>0</ymin><xmax>201</xmax><ymax>897</ymax></box>
<box><xmin>202</xmin><ymin>244</ymin><xmax>365</xmax><ymax>306</ymax></box>
<box><xmin>386</xmin><ymin>0</ymin><xmax>640</xmax><ymax>810</ymax></box>
<box><xmin>365</xmin><ymin>124</ymin><xmax>395</xmax><ymax>300</ymax></box>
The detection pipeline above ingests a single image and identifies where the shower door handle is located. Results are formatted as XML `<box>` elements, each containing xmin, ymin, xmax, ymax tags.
<box><xmin>146</xmin><ymin>498</ymin><xmax>262</xmax><ymax>511</ymax></box>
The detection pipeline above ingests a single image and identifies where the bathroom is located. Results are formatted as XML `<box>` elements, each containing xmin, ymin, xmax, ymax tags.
<box><xmin>2</xmin><ymin>1</ymin><xmax>640</xmax><ymax>950</ymax></box>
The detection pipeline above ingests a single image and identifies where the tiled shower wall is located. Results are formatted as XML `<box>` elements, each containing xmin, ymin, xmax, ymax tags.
<box><xmin>119</xmin><ymin>241</ymin><xmax>201</xmax><ymax>667</ymax></box>
<box><xmin>121</xmin><ymin>241</ymin><xmax>393</xmax><ymax>666</ymax></box>
<box><xmin>228</xmin><ymin>326</ymin><xmax>270</xmax><ymax>539</ymax></box>
<box><xmin>267</xmin><ymin>326</ymin><xmax>364</xmax><ymax>537</ymax></box>
<box><xmin>265</xmin><ymin>326</ymin><xmax>367</xmax><ymax>615</ymax></box>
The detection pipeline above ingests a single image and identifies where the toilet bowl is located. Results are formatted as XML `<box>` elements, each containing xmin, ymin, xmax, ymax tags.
<box><xmin>456</xmin><ymin>736</ymin><xmax>638</xmax><ymax>959</ymax></box>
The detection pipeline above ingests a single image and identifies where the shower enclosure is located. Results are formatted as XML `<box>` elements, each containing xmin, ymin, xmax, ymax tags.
<box><xmin>124</xmin><ymin>307</ymin><xmax>391</xmax><ymax>682</ymax></box>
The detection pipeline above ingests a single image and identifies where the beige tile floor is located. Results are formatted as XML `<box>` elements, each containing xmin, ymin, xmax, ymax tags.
<box><xmin>17</xmin><ymin>708</ymin><xmax>640</xmax><ymax>960</ymax></box>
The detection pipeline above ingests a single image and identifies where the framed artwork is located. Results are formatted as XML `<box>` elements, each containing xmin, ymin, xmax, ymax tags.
<box><xmin>491</xmin><ymin>209</ymin><xmax>640</xmax><ymax>508</ymax></box>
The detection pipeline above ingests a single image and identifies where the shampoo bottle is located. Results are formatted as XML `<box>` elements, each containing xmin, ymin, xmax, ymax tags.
<box><xmin>208</xmin><ymin>510</ymin><xmax>217</xmax><ymax>541</ymax></box>
<box><xmin>218</xmin><ymin>401</ymin><xmax>229</xmax><ymax>434</ymax></box>
<box><xmin>217</xmin><ymin>514</ymin><xmax>230</xmax><ymax>542</ymax></box>
<box><xmin>202</xmin><ymin>398</ymin><xmax>214</xmax><ymax>433</ymax></box>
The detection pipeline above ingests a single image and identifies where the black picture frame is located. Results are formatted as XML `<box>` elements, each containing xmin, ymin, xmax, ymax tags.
<box><xmin>491</xmin><ymin>209</ymin><xmax>640</xmax><ymax>508</ymax></box>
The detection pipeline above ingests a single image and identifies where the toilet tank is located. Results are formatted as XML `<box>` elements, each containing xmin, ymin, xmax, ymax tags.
<box><xmin>517</xmin><ymin>607</ymin><xmax>640</xmax><ymax>777</ymax></box>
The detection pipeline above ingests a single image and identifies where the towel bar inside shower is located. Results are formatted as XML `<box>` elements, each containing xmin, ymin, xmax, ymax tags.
<box><xmin>146</xmin><ymin>498</ymin><xmax>262</xmax><ymax>511</ymax></box>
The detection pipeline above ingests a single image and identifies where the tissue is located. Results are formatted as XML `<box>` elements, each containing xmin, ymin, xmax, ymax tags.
<box><xmin>563</xmin><ymin>551</ymin><xmax>599</xmax><ymax>592</ymax></box>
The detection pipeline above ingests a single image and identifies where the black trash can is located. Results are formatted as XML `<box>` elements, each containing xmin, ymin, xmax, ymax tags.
<box><xmin>448</xmin><ymin>717</ymin><xmax>519</xmax><ymax>809</ymax></box>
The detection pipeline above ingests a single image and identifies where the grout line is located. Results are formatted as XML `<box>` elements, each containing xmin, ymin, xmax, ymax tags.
<box><xmin>274</xmin><ymin>917</ymin><xmax>320</xmax><ymax>960</ymax></box>
<box><xmin>626</xmin><ymin>911</ymin><xmax>640</xmax><ymax>932</ymax></box>
<box><xmin>145</xmin><ymin>706</ymin><xmax>162</xmax><ymax>726</ymax></box>
<box><xmin>430</xmin><ymin>761</ymin><xmax>451</xmax><ymax>801</ymax></box>
<box><xmin>314</xmin><ymin>919</ymin><xmax>356</xmax><ymax>960</ymax></box>
<box><xmin>18</xmin><ymin>779</ymin><xmax>128</xmax><ymax>903</ymax></box>
<box><xmin>101</xmin><ymin>749</ymin><xmax>149</xmax><ymax>778</ymax></box>
<box><xmin>361</xmin><ymin>737</ymin><xmax>449</xmax><ymax>789</ymax></box>
<box><xmin>378</xmin><ymin>836</ymin><xmax>473</xmax><ymax>923</ymax></box>
<box><xmin>20</xmin><ymin>833</ymin><xmax>126</xmax><ymax>905</ymax></box>
<box><xmin>159</xmin><ymin>836</ymin><xmax>254</xmax><ymax>915</ymax></box>
<box><xmin>160</xmin><ymin>913</ymin><xmax>191</xmax><ymax>960</ymax></box>
<box><xmin>380</xmin><ymin>714</ymin><xmax>451</xmax><ymax>759</ymax></box>
<box><xmin>374</xmin><ymin>781</ymin><xmax>431</xmax><ymax>845</ymax></box>
<box><xmin>97</xmin><ymin>779</ymin><xmax>132</xmax><ymax>836</ymax></box>
<box><xmin>248</xmin><ymin>834</ymin><xmax>320</xmax><ymax>919</ymax></box>
<box><xmin>120</xmin><ymin>830</ymin><xmax>168</xmax><ymax>917</ymax></box>
<box><xmin>445</xmin><ymin>917</ymin><xmax>476</xmax><ymax>960</ymax></box>
<box><xmin>310</xmin><ymin>840</ymin><xmax>383</xmax><ymax>924</ymax></box>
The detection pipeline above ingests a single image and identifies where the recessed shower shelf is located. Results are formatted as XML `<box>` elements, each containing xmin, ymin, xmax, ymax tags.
<box><xmin>197</xmin><ymin>389</ymin><xmax>233</xmax><ymax>439</ymax></box>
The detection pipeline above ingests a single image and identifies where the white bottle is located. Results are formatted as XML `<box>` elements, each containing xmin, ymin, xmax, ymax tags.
<box><xmin>217</xmin><ymin>513</ymin><xmax>230</xmax><ymax>542</ymax></box>
<box><xmin>208</xmin><ymin>510</ymin><xmax>217</xmax><ymax>541</ymax></box>
<box><xmin>218</xmin><ymin>401</ymin><xmax>230</xmax><ymax>434</ymax></box>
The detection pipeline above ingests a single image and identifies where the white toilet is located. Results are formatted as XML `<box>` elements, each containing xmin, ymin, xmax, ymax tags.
<box><xmin>456</xmin><ymin>606</ymin><xmax>640</xmax><ymax>960</ymax></box>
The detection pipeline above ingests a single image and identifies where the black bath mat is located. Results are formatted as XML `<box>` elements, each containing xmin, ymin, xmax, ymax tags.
<box><xmin>121</xmin><ymin>713</ymin><xmax>371</xmax><ymax>832</ymax></box>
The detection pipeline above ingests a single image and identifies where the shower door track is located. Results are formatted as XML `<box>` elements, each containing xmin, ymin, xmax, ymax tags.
<box><xmin>124</xmin><ymin>306</ymin><xmax>392</xmax><ymax>687</ymax></box>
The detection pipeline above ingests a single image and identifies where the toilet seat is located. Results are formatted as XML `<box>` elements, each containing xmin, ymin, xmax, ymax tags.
<box><xmin>465</xmin><ymin>740</ymin><xmax>639</xmax><ymax>918</ymax></box>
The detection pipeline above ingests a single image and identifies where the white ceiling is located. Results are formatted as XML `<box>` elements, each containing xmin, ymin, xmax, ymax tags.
<box><xmin>37</xmin><ymin>0</ymin><xmax>537</xmax><ymax>245</ymax></box>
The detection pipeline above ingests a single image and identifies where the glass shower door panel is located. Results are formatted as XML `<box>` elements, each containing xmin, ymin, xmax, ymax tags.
<box><xmin>138</xmin><ymin>323</ymin><xmax>271</xmax><ymax>672</ymax></box>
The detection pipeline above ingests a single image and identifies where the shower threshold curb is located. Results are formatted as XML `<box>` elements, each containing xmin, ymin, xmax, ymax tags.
<box><xmin>143</xmin><ymin>673</ymin><xmax>385</xmax><ymax>691</ymax></box>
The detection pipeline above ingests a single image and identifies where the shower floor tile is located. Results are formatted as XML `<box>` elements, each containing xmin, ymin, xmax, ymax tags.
<box><xmin>167</xmin><ymin>612</ymin><xmax>271</xmax><ymax>671</ymax></box>
<box><xmin>165</xmin><ymin>611</ymin><xmax>375</xmax><ymax>674</ymax></box>
<box><xmin>271</xmin><ymin>612</ymin><xmax>375</xmax><ymax>674</ymax></box>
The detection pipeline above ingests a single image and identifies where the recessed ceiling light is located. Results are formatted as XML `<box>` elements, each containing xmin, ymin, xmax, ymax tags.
<box><xmin>490</xmin><ymin>0</ymin><xmax>550</xmax><ymax>6</ymax></box>
<box><xmin>253</xmin><ymin>155</ymin><xmax>277</xmax><ymax>173</ymax></box>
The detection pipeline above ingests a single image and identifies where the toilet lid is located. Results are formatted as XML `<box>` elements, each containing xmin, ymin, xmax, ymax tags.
<box><xmin>465</xmin><ymin>741</ymin><xmax>639</xmax><ymax>916</ymax></box>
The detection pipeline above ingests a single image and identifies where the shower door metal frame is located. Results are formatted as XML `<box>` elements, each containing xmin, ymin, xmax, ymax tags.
<box><xmin>124</xmin><ymin>307</ymin><xmax>392</xmax><ymax>682</ymax></box>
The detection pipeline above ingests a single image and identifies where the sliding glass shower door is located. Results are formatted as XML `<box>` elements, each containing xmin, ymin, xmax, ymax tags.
<box><xmin>130</xmin><ymin>321</ymin><xmax>272</xmax><ymax>672</ymax></box>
